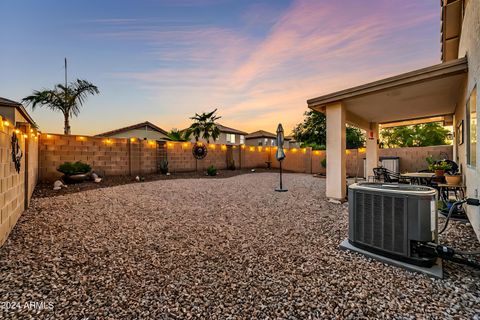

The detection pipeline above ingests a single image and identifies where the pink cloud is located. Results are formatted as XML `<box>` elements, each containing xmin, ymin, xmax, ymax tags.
<box><xmin>104</xmin><ymin>0</ymin><xmax>439</xmax><ymax>135</ymax></box>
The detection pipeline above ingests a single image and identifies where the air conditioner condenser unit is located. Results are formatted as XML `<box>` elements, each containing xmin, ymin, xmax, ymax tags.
<box><xmin>343</xmin><ymin>183</ymin><xmax>438</xmax><ymax>268</ymax></box>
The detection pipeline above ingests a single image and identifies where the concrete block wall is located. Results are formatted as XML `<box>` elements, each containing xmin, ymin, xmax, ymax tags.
<box><xmin>38</xmin><ymin>134</ymin><xmax>159</xmax><ymax>181</ymax></box>
<box><xmin>240</xmin><ymin>146</ymin><xmax>270</xmax><ymax>168</ymax></box>
<box><xmin>0</xmin><ymin>119</ymin><xmax>38</xmax><ymax>246</ymax></box>
<box><xmin>38</xmin><ymin>134</ymin><xmax>454</xmax><ymax>181</ymax></box>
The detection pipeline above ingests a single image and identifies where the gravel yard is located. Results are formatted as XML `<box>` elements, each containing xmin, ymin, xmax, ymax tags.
<box><xmin>0</xmin><ymin>173</ymin><xmax>479</xmax><ymax>319</ymax></box>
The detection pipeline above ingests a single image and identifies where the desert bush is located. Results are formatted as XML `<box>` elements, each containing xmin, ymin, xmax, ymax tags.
<box><xmin>58</xmin><ymin>161</ymin><xmax>91</xmax><ymax>175</ymax></box>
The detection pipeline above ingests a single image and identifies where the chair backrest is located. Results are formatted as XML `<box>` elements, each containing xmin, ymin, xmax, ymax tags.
<box><xmin>373</xmin><ymin>167</ymin><xmax>388</xmax><ymax>182</ymax></box>
<box><xmin>383</xmin><ymin>168</ymin><xmax>399</xmax><ymax>182</ymax></box>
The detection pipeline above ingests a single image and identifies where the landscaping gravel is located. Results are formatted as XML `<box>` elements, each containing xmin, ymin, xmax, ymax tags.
<box><xmin>0</xmin><ymin>173</ymin><xmax>479</xmax><ymax>319</ymax></box>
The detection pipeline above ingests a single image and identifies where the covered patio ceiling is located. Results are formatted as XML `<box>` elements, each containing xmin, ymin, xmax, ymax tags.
<box><xmin>307</xmin><ymin>57</ymin><xmax>468</xmax><ymax>128</ymax></box>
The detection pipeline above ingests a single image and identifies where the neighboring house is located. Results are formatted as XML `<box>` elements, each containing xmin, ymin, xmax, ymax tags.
<box><xmin>95</xmin><ymin>121</ymin><xmax>169</xmax><ymax>140</ymax></box>
<box><xmin>245</xmin><ymin>130</ymin><xmax>277</xmax><ymax>146</ymax></box>
<box><xmin>284</xmin><ymin>136</ymin><xmax>299</xmax><ymax>148</ymax></box>
<box><xmin>307</xmin><ymin>0</ymin><xmax>480</xmax><ymax>240</ymax></box>
<box><xmin>0</xmin><ymin>97</ymin><xmax>37</xmax><ymax>129</ymax></box>
<box><xmin>186</xmin><ymin>123</ymin><xmax>247</xmax><ymax>145</ymax></box>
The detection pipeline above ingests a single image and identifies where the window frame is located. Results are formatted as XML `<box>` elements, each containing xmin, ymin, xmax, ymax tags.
<box><xmin>466</xmin><ymin>85</ymin><xmax>477</xmax><ymax>168</ymax></box>
<box><xmin>226</xmin><ymin>133</ymin><xmax>236</xmax><ymax>144</ymax></box>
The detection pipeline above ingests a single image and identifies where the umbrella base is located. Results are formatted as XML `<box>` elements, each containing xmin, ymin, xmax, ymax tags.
<box><xmin>275</xmin><ymin>188</ymin><xmax>288</xmax><ymax>192</ymax></box>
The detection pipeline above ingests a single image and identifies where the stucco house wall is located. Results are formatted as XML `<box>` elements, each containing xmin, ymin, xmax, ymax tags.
<box><xmin>455</xmin><ymin>0</ymin><xmax>480</xmax><ymax>240</ymax></box>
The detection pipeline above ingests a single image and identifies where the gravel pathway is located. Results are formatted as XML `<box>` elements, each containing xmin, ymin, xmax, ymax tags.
<box><xmin>0</xmin><ymin>173</ymin><xmax>479</xmax><ymax>319</ymax></box>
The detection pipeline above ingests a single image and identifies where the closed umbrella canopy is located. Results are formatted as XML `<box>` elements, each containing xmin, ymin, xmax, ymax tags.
<box><xmin>275</xmin><ymin>123</ymin><xmax>286</xmax><ymax>161</ymax></box>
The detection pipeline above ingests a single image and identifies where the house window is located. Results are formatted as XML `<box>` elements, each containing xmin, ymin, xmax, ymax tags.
<box><xmin>239</xmin><ymin>135</ymin><xmax>245</xmax><ymax>144</ymax></box>
<box><xmin>226</xmin><ymin>133</ymin><xmax>236</xmax><ymax>144</ymax></box>
<box><xmin>258</xmin><ymin>140</ymin><xmax>263</xmax><ymax>146</ymax></box>
<box><xmin>467</xmin><ymin>86</ymin><xmax>477</xmax><ymax>167</ymax></box>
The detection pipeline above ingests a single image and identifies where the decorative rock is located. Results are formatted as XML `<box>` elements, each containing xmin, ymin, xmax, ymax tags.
<box><xmin>2</xmin><ymin>173</ymin><xmax>479</xmax><ymax>318</ymax></box>
<box><xmin>53</xmin><ymin>180</ymin><xmax>65</xmax><ymax>191</ymax></box>
<box><xmin>91</xmin><ymin>172</ymin><xmax>102</xmax><ymax>183</ymax></box>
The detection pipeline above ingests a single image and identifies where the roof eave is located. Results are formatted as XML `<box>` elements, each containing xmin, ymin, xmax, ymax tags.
<box><xmin>307</xmin><ymin>57</ymin><xmax>468</xmax><ymax>110</ymax></box>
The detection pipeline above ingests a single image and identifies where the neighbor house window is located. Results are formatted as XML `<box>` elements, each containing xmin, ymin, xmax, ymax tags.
<box><xmin>226</xmin><ymin>133</ymin><xmax>236</xmax><ymax>144</ymax></box>
<box><xmin>239</xmin><ymin>135</ymin><xmax>245</xmax><ymax>144</ymax></box>
<box><xmin>258</xmin><ymin>140</ymin><xmax>263</xmax><ymax>146</ymax></box>
<box><xmin>467</xmin><ymin>86</ymin><xmax>477</xmax><ymax>167</ymax></box>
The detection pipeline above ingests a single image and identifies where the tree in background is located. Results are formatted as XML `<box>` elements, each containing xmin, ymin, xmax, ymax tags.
<box><xmin>167</xmin><ymin>128</ymin><xmax>191</xmax><ymax>141</ymax></box>
<box><xmin>23</xmin><ymin>79</ymin><xmax>99</xmax><ymax>135</ymax></box>
<box><xmin>380</xmin><ymin>122</ymin><xmax>451</xmax><ymax>148</ymax></box>
<box><xmin>292</xmin><ymin>111</ymin><xmax>365</xmax><ymax>149</ymax></box>
<box><xmin>186</xmin><ymin>109</ymin><xmax>221</xmax><ymax>143</ymax></box>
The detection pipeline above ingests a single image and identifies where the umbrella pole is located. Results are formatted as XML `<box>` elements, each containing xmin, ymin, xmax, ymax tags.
<box><xmin>280</xmin><ymin>161</ymin><xmax>283</xmax><ymax>189</ymax></box>
<box><xmin>275</xmin><ymin>160</ymin><xmax>287</xmax><ymax>192</ymax></box>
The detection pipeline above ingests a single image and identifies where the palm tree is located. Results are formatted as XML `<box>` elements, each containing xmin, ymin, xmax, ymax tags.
<box><xmin>167</xmin><ymin>128</ymin><xmax>191</xmax><ymax>141</ymax></box>
<box><xmin>23</xmin><ymin>79</ymin><xmax>99</xmax><ymax>135</ymax></box>
<box><xmin>186</xmin><ymin>109</ymin><xmax>221</xmax><ymax>143</ymax></box>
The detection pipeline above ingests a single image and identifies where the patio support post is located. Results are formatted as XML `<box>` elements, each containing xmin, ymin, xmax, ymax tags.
<box><xmin>366</xmin><ymin>122</ymin><xmax>379</xmax><ymax>180</ymax></box>
<box><xmin>326</xmin><ymin>102</ymin><xmax>346</xmax><ymax>201</ymax></box>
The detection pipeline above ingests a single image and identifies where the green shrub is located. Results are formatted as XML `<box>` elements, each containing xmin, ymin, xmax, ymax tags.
<box><xmin>58</xmin><ymin>161</ymin><xmax>91</xmax><ymax>175</ymax></box>
<box><xmin>321</xmin><ymin>158</ymin><xmax>327</xmax><ymax>168</ymax></box>
<box><xmin>207</xmin><ymin>165</ymin><xmax>217</xmax><ymax>176</ymax></box>
<box><xmin>300</xmin><ymin>142</ymin><xmax>326</xmax><ymax>150</ymax></box>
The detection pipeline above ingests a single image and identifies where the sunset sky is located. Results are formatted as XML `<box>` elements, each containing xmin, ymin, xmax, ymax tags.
<box><xmin>0</xmin><ymin>0</ymin><xmax>440</xmax><ymax>135</ymax></box>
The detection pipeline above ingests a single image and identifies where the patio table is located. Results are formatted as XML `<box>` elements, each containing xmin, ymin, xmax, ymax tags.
<box><xmin>400</xmin><ymin>172</ymin><xmax>435</xmax><ymax>185</ymax></box>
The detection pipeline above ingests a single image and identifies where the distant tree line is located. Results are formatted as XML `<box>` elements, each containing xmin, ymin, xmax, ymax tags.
<box><xmin>292</xmin><ymin>111</ymin><xmax>451</xmax><ymax>149</ymax></box>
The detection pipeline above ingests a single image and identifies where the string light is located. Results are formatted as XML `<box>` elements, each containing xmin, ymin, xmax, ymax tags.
<box><xmin>209</xmin><ymin>144</ymin><xmax>216</xmax><ymax>149</ymax></box>
<box><xmin>3</xmin><ymin>120</ymin><xmax>9</xmax><ymax>127</ymax></box>
<box><xmin>130</xmin><ymin>137</ymin><xmax>136</xmax><ymax>142</ymax></box>
<box><xmin>221</xmin><ymin>145</ymin><xmax>227</xmax><ymax>151</ymax></box>
<box><xmin>23</xmin><ymin>134</ymin><xmax>28</xmax><ymax>139</ymax></box>
<box><xmin>15</xmin><ymin>129</ymin><xmax>20</xmax><ymax>134</ymax></box>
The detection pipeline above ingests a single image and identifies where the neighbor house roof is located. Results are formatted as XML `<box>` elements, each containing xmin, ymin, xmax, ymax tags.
<box><xmin>216</xmin><ymin>124</ymin><xmax>248</xmax><ymax>135</ymax></box>
<box><xmin>245</xmin><ymin>130</ymin><xmax>276</xmax><ymax>139</ymax></box>
<box><xmin>95</xmin><ymin>121</ymin><xmax>168</xmax><ymax>137</ymax></box>
<box><xmin>0</xmin><ymin>97</ymin><xmax>38</xmax><ymax>127</ymax></box>
<box><xmin>180</xmin><ymin>123</ymin><xmax>248</xmax><ymax>135</ymax></box>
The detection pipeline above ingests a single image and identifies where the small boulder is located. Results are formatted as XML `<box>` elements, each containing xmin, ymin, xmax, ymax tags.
<box><xmin>53</xmin><ymin>180</ymin><xmax>65</xmax><ymax>191</ymax></box>
<box><xmin>92</xmin><ymin>172</ymin><xmax>102</xmax><ymax>183</ymax></box>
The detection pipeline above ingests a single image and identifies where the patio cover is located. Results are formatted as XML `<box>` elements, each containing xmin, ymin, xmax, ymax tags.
<box><xmin>308</xmin><ymin>57</ymin><xmax>467</xmax><ymax>129</ymax></box>
<box><xmin>306</xmin><ymin>57</ymin><xmax>468</xmax><ymax>201</ymax></box>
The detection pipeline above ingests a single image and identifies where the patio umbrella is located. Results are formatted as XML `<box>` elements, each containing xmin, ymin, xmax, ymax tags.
<box><xmin>275</xmin><ymin>123</ymin><xmax>287</xmax><ymax>192</ymax></box>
